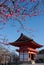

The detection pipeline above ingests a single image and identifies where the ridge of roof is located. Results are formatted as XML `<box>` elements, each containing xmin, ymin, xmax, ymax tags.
<box><xmin>15</xmin><ymin>33</ymin><xmax>33</xmax><ymax>42</ymax></box>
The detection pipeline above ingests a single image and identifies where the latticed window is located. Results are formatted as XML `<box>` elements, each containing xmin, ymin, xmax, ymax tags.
<box><xmin>20</xmin><ymin>52</ymin><xmax>23</xmax><ymax>61</ymax></box>
<box><xmin>23</xmin><ymin>52</ymin><xmax>28</xmax><ymax>61</ymax></box>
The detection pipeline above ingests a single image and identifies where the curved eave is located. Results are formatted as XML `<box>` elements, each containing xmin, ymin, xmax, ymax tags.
<box><xmin>10</xmin><ymin>41</ymin><xmax>43</xmax><ymax>49</ymax></box>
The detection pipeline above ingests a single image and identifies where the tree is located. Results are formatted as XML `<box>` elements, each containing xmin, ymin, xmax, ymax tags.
<box><xmin>39</xmin><ymin>49</ymin><xmax>44</xmax><ymax>54</ymax></box>
<box><xmin>0</xmin><ymin>0</ymin><xmax>44</xmax><ymax>46</ymax></box>
<box><xmin>0</xmin><ymin>0</ymin><xmax>44</xmax><ymax>29</ymax></box>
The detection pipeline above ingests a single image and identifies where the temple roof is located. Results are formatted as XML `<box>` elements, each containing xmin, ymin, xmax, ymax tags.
<box><xmin>10</xmin><ymin>33</ymin><xmax>43</xmax><ymax>49</ymax></box>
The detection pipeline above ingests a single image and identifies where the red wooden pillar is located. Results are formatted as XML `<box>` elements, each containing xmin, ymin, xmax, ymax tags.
<box><xmin>30</xmin><ymin>53</ymin><xmax>31</xmax><ymax>60</ymax></box>
<box><xmin>23</xmin><ymin>51</ymin><xmax>24</xmax><ymax>61</ymax></box>
<box><xmin>19</xmin><ymin>52</ymin><xmax>20</xmax><ymax>61</ymax></box>
<box><xmin>28</xmin><ymin>52</ymin><xmax>31</xmax><ymax>61</ymax></box>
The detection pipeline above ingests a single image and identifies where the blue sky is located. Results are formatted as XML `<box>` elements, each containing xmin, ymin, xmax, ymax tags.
<box><xmin>0</xmin><ymin>0</ymin><xmax>44</xmax><ymax>52</ymax></box>
<box><xmin>0</xmin><ymin>12</ymin><xmax>44</xmax><ymax>51</ymax></box>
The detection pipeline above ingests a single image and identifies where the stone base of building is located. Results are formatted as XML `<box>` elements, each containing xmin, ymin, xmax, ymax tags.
<box><xmin>31</xmin><ymin>60</ymin><xmax>35</xmax><ymax>64</ymax></box>
<box><xmin>18</xmin><ymin>60</ymin><xmax>35</xmax><ymax>64</ymax></box>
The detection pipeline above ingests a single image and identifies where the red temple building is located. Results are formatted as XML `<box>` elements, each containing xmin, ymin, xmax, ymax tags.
<box><xmin>10</xmin><ymin>33</ymin><xmax>42</xmax><ymax>61</ymax></box>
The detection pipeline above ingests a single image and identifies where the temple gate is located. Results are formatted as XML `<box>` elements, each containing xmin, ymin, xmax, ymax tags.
<box><xmin>10</xmin><ymin>33</ymin><xmax>42</xmax><ymax>61</ymax></box>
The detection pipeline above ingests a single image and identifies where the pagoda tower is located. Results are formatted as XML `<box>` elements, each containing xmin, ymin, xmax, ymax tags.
<box><xmin>10</xmin><ymin>33</ymin><xmax>42</xmax><ymax>61</ymax></box>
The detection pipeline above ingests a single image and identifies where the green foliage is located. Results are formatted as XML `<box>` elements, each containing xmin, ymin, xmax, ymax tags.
<box><xmin>39</xmin><ymin>49</ymin><xmax>44</xmax><ymax>54</ymax></box>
